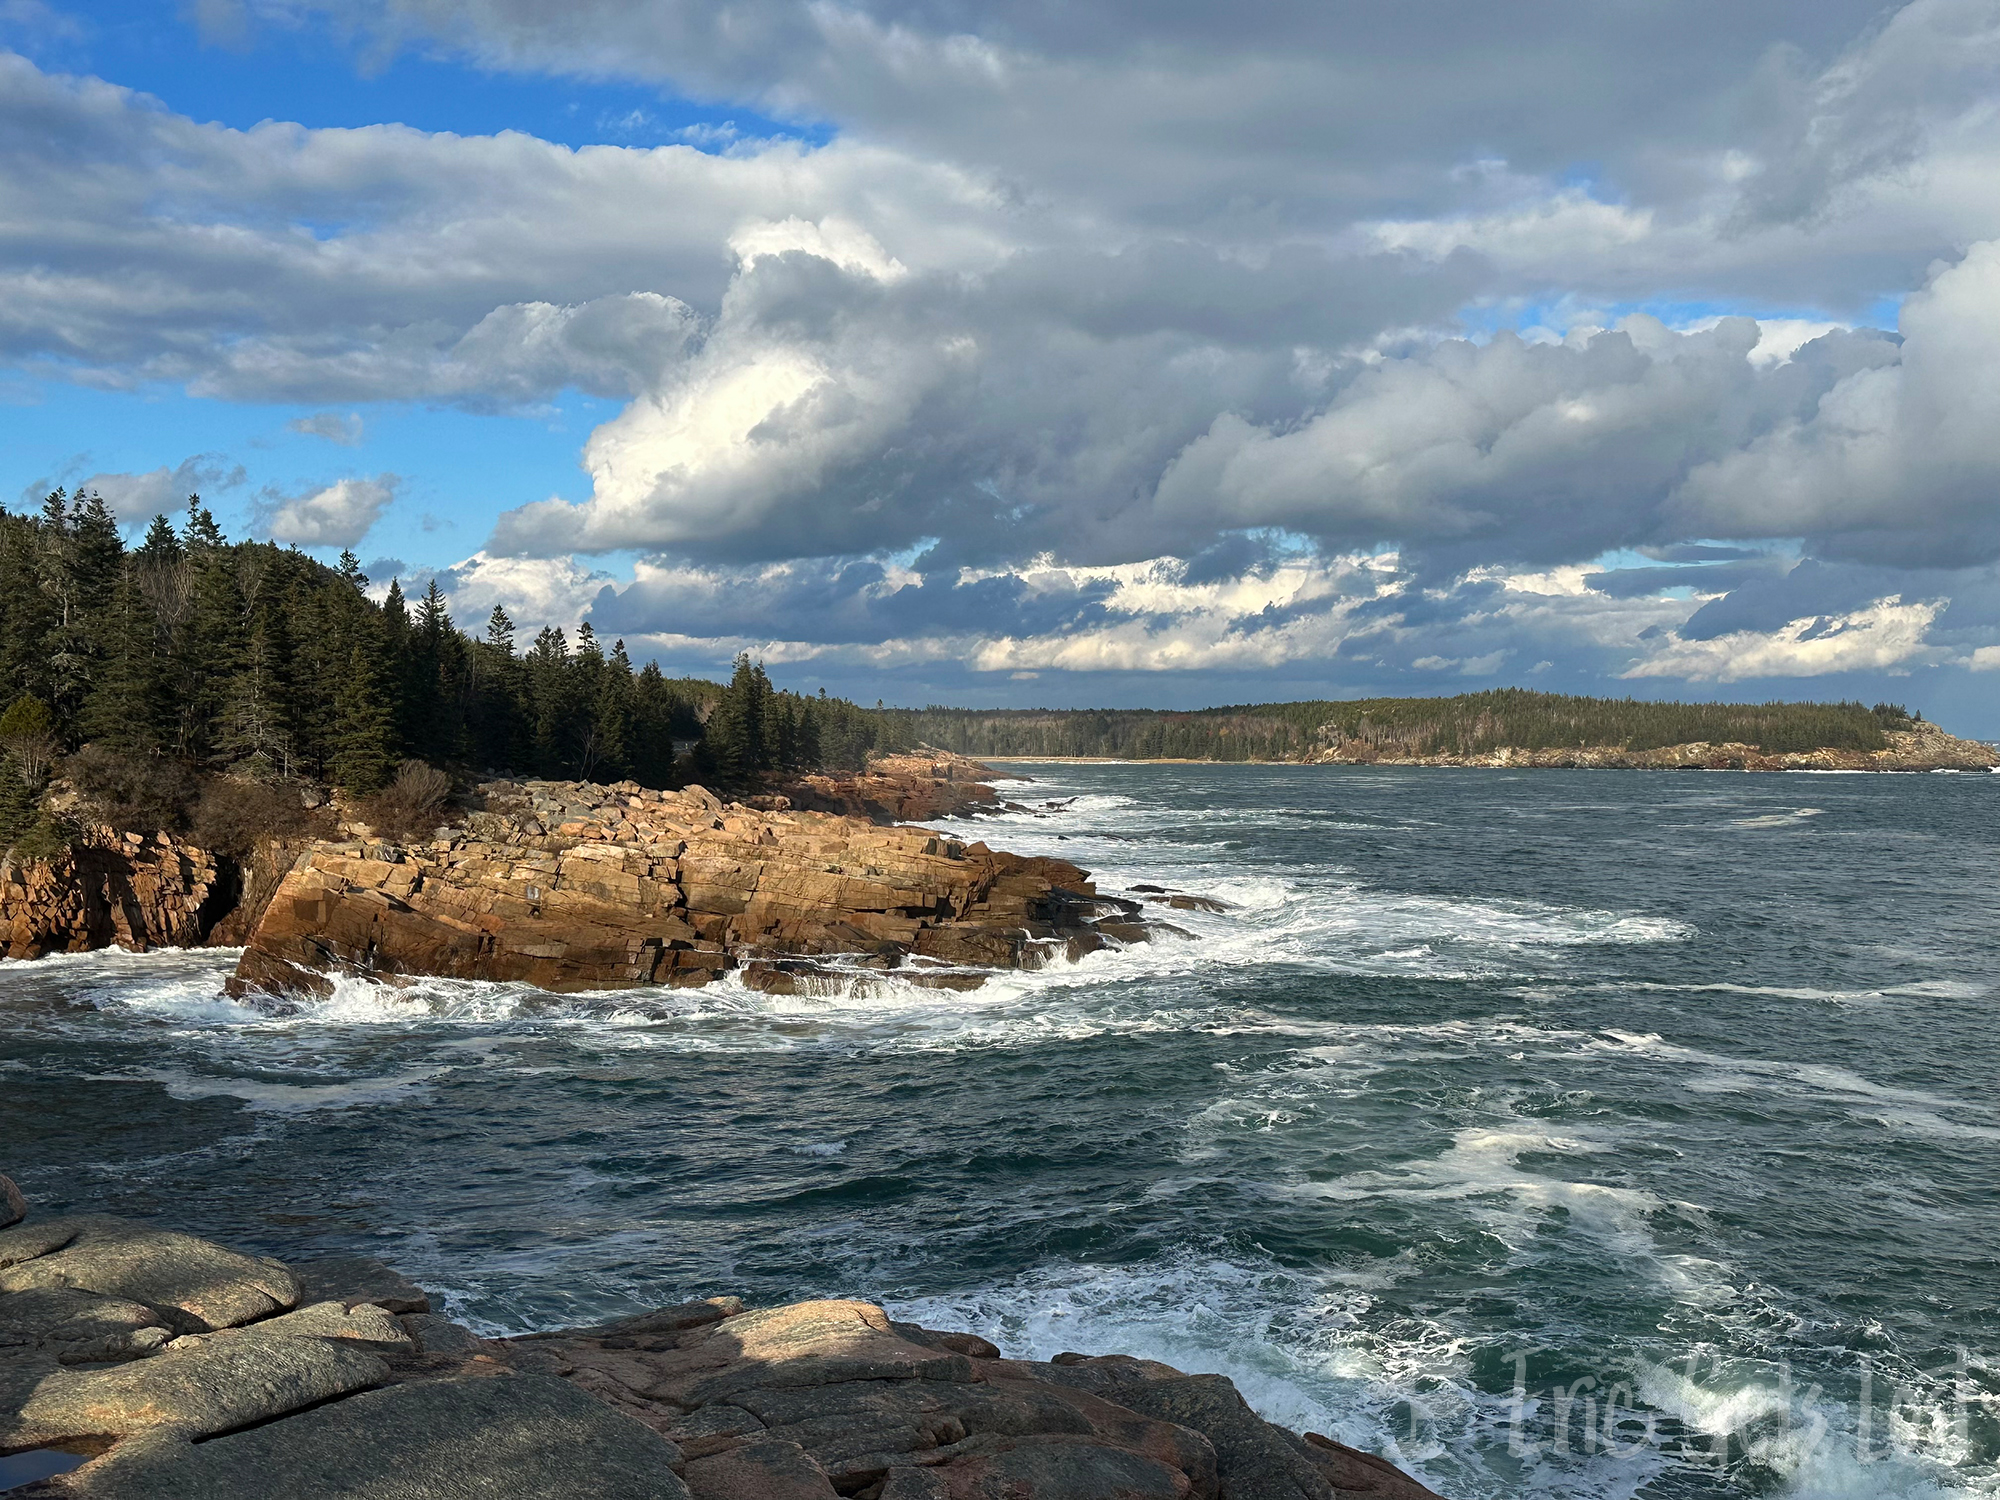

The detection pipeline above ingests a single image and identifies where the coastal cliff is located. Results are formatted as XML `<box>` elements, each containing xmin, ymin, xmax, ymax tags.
<box><xmin>0</xmin><ymin>1177</ymin><xmax>1443</xmax><ymax>1500</ymax></box>
<box><xmin>0</xmin><ymin>830</ymin><xmax>226</xmax><ymax>961</ymax></box>
<box><xmin>227</xmin><ymin>774</ymin><xmax>1163</xmax><ymax>999</ymax></box>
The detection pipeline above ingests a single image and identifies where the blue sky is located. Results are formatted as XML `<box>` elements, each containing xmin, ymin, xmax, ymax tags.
<box><xmin>6</xmin><ymin>0</ymin><xmax>2000</xmax><ymax>731</ymax></box>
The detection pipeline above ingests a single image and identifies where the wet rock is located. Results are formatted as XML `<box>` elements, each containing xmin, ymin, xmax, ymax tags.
<box><xmin>288</xmin><ymin>1253</ymin><xmax>432</xmax><ymax>1314</ymax></box>
<box><xmin>599</xmin><ymin>1296</ymin><xmax>747</xmax><ymax>1340</ymax></box>
<box><xmin>400</xmin><ymin>1312</ymin><xmax>486</xmax><ymax>1353</ymax></box>
<box><xmin>41</xmin><ymin>1374</ymin><xmax>693</xmax><ymax>1500</ymax></box>
<box><xmin>683</xmin><ymin>1438</ymin><xmax>838</xmax><ymax>1500</ymax></box>
<box><xmin>1295</xmin><ymin>1433</ymin><xmax>1447</xmax><ymax>1499</ymax></box>
<box><xmin>0</xmin><ymin>1218</ymin><xmax>298</xmax><ymax>1334</ymax></box>
<box><xmin>0</xmin><ymin>1176</ymin><xmax>24</xmax><ymax>1230</ymax></box>
<box><xmin>1114</xmin><ymin>1374</ymin><xmax>1337</xmax><ymax>1500</ymax></box>
<box><xmin>890</xmin><ymin>1322</ymin><xmax>1000</xmax><ymax>1360</ymax></box>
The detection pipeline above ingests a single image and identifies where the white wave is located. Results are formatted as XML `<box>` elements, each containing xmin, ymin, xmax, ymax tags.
<box><xmin>1733</xmin><ymin>808</ymin><xmax>1826</xmax><ymax>828</ymax></box>
<box><xmin>1589</xmin><ymin>1032</ymin><xmax>1992</xmax><ymax>1116</ymax></box>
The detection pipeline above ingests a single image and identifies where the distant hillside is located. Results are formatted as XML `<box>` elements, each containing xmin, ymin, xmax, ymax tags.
<box><xmin>883</xmin><ymin>690</ymin><xmax>1942</xmax><ymax>762</ymax></box>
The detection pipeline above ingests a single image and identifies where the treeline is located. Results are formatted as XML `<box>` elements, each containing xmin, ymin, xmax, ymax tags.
<box><xmin>0</xmin><ymin>491</ymin><xmax>904</xmax><ymax>848</ymax></box>
<box><xmin>883</xmin><ymin>690</ymin><xmax>1920</xmax><ymax>761</ymax></box>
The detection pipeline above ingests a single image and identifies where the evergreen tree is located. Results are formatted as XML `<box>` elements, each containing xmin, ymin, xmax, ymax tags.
<box><xmin>524</xmin><ymin>626</ymin><xmax>573</xmax><ymax>776</ymax></box>
<box><xmin>331</xmin><ymin>646</ymin><xmax>395</xmax><ymax>793</ymax></box>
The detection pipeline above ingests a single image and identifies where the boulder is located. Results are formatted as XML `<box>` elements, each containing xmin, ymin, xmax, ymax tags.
<box><xmin>400</xmin><ymin>1312</ymin><xmax>486</xmax><ymax>1354</ymax></box>
<box><xmin>0</xmin><ymin>1175</ymin><xmax>24</xmax><ymax>1230</ymax></box>
<box><xmin>888</xmin><ymin>1435</ymin><xmax>1195</xmax><ymax>1500</ymax></box>
<box><xmin>0</xmin><ymin>1205</ymin><xmax>1442</xmax><ymax>1500</ymax></box>
<box><xmin>0</xmin><ymin>1288</ymin><xmax>172</xmax><ymax>1368</ymax></box>
<box><xmin>1112</xmin><ymin>1374</ymin><xmax>1340</xmax><ymax>1500</ymax></box>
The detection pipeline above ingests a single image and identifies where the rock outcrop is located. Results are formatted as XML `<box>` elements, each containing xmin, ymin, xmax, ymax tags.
<box><xmin>1306</xmin><ymin>717</ymin><xmax>1999</xmax><ymax>771</ymax></box>
<box><xmin>0</xmin><ymin>832</ymin><xmax>226</xmax><ymax>961</ymax></box>
<box><xmin>0</xmin><ymin>1178</ymin><xmax>1444</xmax><ymax>1500</ymax></box>
<box><xmin>228</xmin><ymin>778</ymin><xmax>1161</xmax><ymax>998</ymax></box>
<box><xmin>772</xmin><ymin>752</ymin><xmax>1011</xmax><ymax>824</ymax></box>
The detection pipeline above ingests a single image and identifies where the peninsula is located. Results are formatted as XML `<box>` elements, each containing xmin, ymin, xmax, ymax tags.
<box><xmin>879</xmin><ymin>692</ymin><xmax>1998</xmax><ymax>771</ymax></box>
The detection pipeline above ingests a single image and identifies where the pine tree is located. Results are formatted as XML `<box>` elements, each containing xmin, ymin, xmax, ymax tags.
<box><xmin>584</xmin><ymin>639</ymin><xmax>635</xmax><ymax>782</ymax></box>
<box><xmin>331</xmin><ymin>646</ymin><xmax>394</xmax><ymax>793</ymax></box>
<box><xmin>182</xmin><ymin>495</ymin><xmax>225</xmax><ymax>551</ymax></box>
<box><xmin>525</xmin><ymin>626</ymin><xmax>573</xmax><ymax>776</ymax></box>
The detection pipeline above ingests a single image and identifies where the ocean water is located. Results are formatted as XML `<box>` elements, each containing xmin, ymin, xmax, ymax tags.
<box><xmin>3</xmin><ymin>763</ymin><xmax>1997</xmax><ymax>1499</ymax></box>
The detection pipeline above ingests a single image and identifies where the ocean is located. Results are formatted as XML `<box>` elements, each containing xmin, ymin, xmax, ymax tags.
<box><xmin>4</xmin><ymin>763</ymin><xmax>1996</xmax><ymax>1499</ymax></box>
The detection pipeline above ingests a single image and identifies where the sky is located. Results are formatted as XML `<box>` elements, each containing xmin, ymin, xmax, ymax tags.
<box><xmin>6</xmin><ymin>1</ymin><xmax>2000</xmax><ymax>733</ymax></box>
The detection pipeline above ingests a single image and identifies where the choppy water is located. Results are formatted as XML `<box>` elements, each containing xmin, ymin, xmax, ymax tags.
<box><xmin>4</xmin><ymin>764</ymin><xmax>1998</xmax><ymax>1499</ymax></box>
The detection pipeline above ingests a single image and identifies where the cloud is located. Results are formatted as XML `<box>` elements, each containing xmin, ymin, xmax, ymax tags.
<box><xmin>288</xmin><ymin>411</ymin><xmax>365</xmax><ymax>444</ymax></box>
<box><xmin>10</xmin><ymin>4</ymin><xmax>2000</xmax><ymax>721</ymax></box>
<box><xmin>1623</xmin><ymin>597</ymin><xmax>1947</xmax><ymax>681</ymax></box>
<box><xmin>253</xmin><ymin>474</ymin><xmax>397</xmax><ymax>546</ymax></box>
<box><xmin>65</xmin><ymin>453</ymin><xmax>247</xmax><ymax>523</ymax></box>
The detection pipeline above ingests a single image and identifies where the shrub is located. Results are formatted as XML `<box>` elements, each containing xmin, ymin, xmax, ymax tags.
<box><xmin>0</xmin><ymin>695</ymin><xmax>58</xmax><ymax>787</ymax></box>
<box><xmin>361</xmin><ymin>760</ymin><xmax>456</xmax><ymax>841</ymax></box>
<box><xmin>192</xmin><ymin>778</ymin><xmax>314</xmax><ymax>857</ymax></box>
<box><xmin>66</xmin><ymin>745</ymin><xmax>200</xmax><ymax>833</ymax></box>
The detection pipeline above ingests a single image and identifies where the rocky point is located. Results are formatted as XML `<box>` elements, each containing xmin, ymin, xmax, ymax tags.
<box><xmin>228</xmin><ymin>769</ymin><xmax>1173</xmax><ymax>998</ymax></box>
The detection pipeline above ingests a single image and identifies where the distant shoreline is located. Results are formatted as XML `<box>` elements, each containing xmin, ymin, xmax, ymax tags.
<box><xmin>971</xmin><ymin>738</ymin><xmax>2000</xmax><ymax>772</ymax></box>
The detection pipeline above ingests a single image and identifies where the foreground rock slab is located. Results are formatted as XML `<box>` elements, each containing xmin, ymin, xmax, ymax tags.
<box><xmin>230</xmin><ymin>774</ymin><xmax>1166</xmax><ymax>998</ymax></box>
<box><xmin>44</xmin><ymin>1375</ymin><xmax>692</xmax><ymax>1500</ymax></box>
<box><xmin>0</xmin><ymin>1189</ymin><xmax>1445</xmax><ymax>1500</ymax></box>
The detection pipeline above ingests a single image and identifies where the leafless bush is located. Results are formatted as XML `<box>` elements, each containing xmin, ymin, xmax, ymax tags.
<box><xmin>362</xmin><ymin>760</ymin><xmax>456</xmax><ymax>841</ymax></box>
<box><xmin>66</xmin><ymin>745</ymin><xmax>200</xmax><ymax>833</ymax></box>
<box><xmin>192</xmin><ymin>778</ymin><xmax>314</xmax><ymax>856</ymax></box>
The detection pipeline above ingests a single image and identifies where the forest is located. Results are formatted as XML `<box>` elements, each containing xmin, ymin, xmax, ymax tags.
<box><xmin>885</xmin><ymin>689</ymin><xmax>1921</xmax><ymax>761</ymax></box>
<box><xmin>0</xmin><ymin>491</ymin><xmax>903</xmax><ymax>850</ymax></box>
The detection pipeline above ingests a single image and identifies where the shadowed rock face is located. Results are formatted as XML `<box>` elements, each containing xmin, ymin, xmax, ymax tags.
<box><xmin>0</xmin><ymin>1187</ymin><xmax>1445</xmax><ymax>1500</ymax></box>
<box><xmin>0</xmin><ymin>834</ymin><xmax>222</xmax><ymax>961</ymax></box>
<box><xmin>228</xmin><ymin>777</ymin><xmax>1161</xmax><ymax>998</ymax></box>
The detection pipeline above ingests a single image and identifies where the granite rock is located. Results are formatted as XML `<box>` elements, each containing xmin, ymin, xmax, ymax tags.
<box><xmin>228</xmin><ymin>776</ymin><xmax>1169</xmax><ymax>997</ymax></box>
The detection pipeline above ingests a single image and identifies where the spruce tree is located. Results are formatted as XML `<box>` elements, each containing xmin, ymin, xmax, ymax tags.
<box><xmin>331</xmin><ymin>646</ymin><xmax>394</xmax><ymax>793</ymax></box>
<box><xmin>525</xmin><ymin>626</ymin><xmax>573</xmax><ymax>776</ymax></box>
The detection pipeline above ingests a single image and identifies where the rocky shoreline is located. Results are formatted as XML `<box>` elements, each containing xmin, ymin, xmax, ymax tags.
<box><xmin>226</xmin><ymin>766</ymin><xmax>1193</xmax><ymax>998</ymax></box>
<box><xmin>1303</xmin><ymin>718</ymin><xmax>1999</xmax><ymax>771</ymax></box>
<box><xmin>0</xmin><ymin>754</ymin><xmax>1114</xmax><ymax>978</ymax></box>
<box><xmin>0</xmin><ymin>1177</ymin><xmax>1442</xmax><ymax>1499</ymax></box>
<box><xmin>988</xmin><ymin>719</ymin><xmax>1999</xmax><ymax>771</ymax></box>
